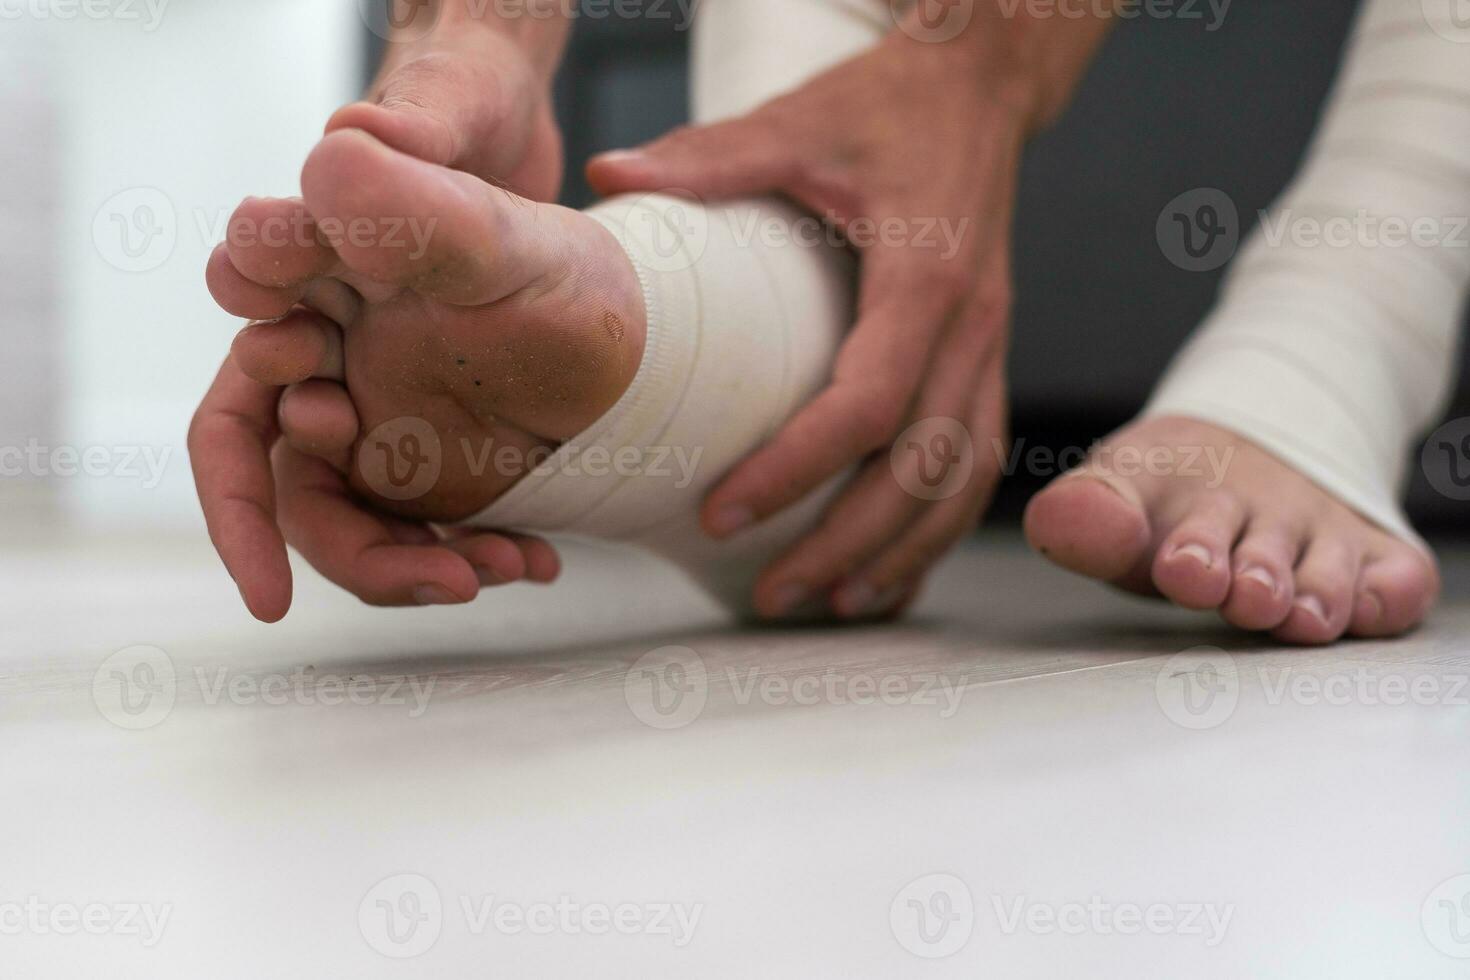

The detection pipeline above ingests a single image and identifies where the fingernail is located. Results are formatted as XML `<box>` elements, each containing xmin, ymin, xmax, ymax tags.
<box><xmin>834</xmin><ymin>582</ymin><xmax>876</xmax><ymax>618</ymax></box>
<box><xmin>413</xmin><ymin>584</ymin><xmax>459</xmax><ymax>606</ymax></box>
<box><xmin>1294</xmin><ymin>594</ymin><xmax>1328</xmax><ymax>625</ymax></box>
<box><xmin>769</xmin><ymin>583</ymin><xmax>808</xmax><ymax>616</ymax></box>
<box><xmin>593</xmin><ymin>149</ymin><xmax>644</xmax><ymax>166</ymax></box>
<box><xmin>474</xmin><ymin>566</ymin><xmax>510</xmax><ymax>587</ymax></box>
<box><xmin>709</xmin><ymin>505</ymin><xmax>754</xmax><ymax>537</ymax></box>
<box><xmin>1356</xmin><ymin>590</ymin><xmax>1383</xmax><ymax>627</ymax></box>
<box><xmin>1236</xmin><ymin>564</ymin><xmax>1277</xmax><ymax>596</ymax></box>
<box><xmin>1171</xmin><ymin>542</ymin><xmax>1214</xmax><ymax>569</ymax></box>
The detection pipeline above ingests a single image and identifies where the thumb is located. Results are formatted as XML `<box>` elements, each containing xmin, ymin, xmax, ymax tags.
<box><xmin>586</xmin><ymin>113</ymin><xmax>797</xmax><ymax>200</ymax></box>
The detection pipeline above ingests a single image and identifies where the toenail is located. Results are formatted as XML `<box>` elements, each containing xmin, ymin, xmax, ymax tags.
<box><xmin>593</xmin><ymin>149</ymin><xmax>646</xmax><ymax>166</ymax></box>
<box><xmin>1294</xmin><ymin>594</ymin><xmax>1328</xmax><ymax>625</ymax></box>
<box><xmin>1171</xmin><ymin>542</ymin><xmax>1214</xmax><ymax>568</ymax></box>
<box><xmin>474</xmin><ymin>566</ymin><xmax>511</xmax><ymax>587</ymax></box>
<box><xmin>834</xmin><ymin>581</ymin><xmax>876</xmax><ymax>618</ymax></box>
<box><xmin>413</xmin><ymin>584</ymin><xmax>459</xmax><ymax>606</ymax></box>
<box><xmin>709</xmin><ymin>505</ymin><xmax>754</xmax><ymax>537</ymax></box>
<box><xmin>1356</xmin><ymin>591</ymin><xmax>1383</xmax><ymax>626</ymax></box>
<box><xmin>769</xmin><ymin>583</ymin><xmax>808</xmax><ymax>616</ymax></box>
<box><xmin>1070</xmin><ymin>473</ymin><xmax>1143</xmax><ymax>509</ymax></box>
<box><xmin>1236</xmin><ymin>564</ymin><xmax>1277</xmax><ymax>596</ymax></box>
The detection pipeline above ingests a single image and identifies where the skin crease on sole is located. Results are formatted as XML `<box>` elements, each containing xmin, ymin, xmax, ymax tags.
<box><xmin>1022</xmin><ymin>415</ymin><xmax>1440</xmax><ymax>646</ymax></box>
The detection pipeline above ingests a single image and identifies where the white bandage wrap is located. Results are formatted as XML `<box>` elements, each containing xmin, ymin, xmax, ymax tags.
<box><xmin>1145</xmin><ymin>0</ymin><xmax>1469</xmax><ymax>549</ymax></box>
<box><xmin>466</xmin><ymin>0</ymin><xmax>883</xmax><ymax>613</ymax></box>
<box><xmin>469</xmin><ymin>195</ymin><xmax>852</xmax><ymax>615</ymax></box>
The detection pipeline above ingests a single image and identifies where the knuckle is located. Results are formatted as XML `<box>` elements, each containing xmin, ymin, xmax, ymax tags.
<box><xmin>850</xmin><ymin>397</ymin><xmax>905</xmax><ymax>446</ymax></box>
<box><xmin>967</xmin><ymin>281</ymin><xmax>1013</xmax><ymax>332</ymax></box>
<box><xmin>917</xmin><ymin>261</ymin><xmax>973</xmax><ymax>308</ymax></box>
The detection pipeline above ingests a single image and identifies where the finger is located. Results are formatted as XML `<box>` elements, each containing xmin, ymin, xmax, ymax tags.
<box><xmin>188</xmin><ymin>357</ymin><xmax>292</xmax><ymax>623</ymax></box>
<box><xmin>507</xmin><ymin>532</ymin><xmax>562</xmax><ymax>583</ymax></box>
<box><xmin>751</xmin><ymin>348</ymin><xmax>983</xmax><ymax>618</ymax></box>
<box><xmin>225</xmin><ymin>196</ymin><xmax>340</xmax><ymax>289</ymax></box>
<box><xmin>702</xmin><ymin>248</ymin><xmax>958</xmax><ymax>537</ymax></box>
<box><xmin>231</xmin><ymin>308</ymin><xmax>345</xmax><ymax>386</ymax></box>
<box><xmin>586</xmin><ymin>112</ymin><xmax>799</xmax><ymax>199</ymax></box>
<box><xmin>273</xmin><ymin>444</ymin><xmax>481</xmax><ymax>607</ymax></box>
<box><xmin>750</xmin><ymin>458</ymin><xmax>924</xmax><ymax>618</ymax></box>
<box><xmin>769</xmin><ymin>287</ymin><xmax>1009</xmax><ymax>618</ymax></box>
<box><xmin>278</xmin><ymin>379</ymin><xmax>359</xmax><ymax>470</ymax></box>
<box><xmin>441</xmin><ymin>534</ymin><xmax>527</xmax><ymax>586</ymax></box>
<box><xmin>842</xmin><ymin>380</ymin><xmax>1008</xmax><ymax>612</ymax></box>
<box><xmin>440</xmin><ymin>527</ymin><xmax>562</xmax><ymax>584</ymax></box>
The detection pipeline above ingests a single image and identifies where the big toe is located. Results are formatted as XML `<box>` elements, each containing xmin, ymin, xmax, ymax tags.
<box><xmin>300</xmin><ymin>128</ymin><xmax>560</xmax><ymax>306</ymax></box>
<box><xmin>1350</xmin><ymin>546</ymin><xmax>1440</xmax><ymax>638</ymax></box>
<box><xmin>1024</xmin><ymin>474</ymin><xmax>1151</xmax><ymax>582</ymax></box>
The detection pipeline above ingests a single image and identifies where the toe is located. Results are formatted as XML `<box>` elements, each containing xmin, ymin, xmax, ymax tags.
<box><xmin>1023</xmin><ymin>473</ymin><xmax>1151</xmax><ymax>582</ymax></box>
<box><xmin>1220</xmin><ymin>521</ymin><xmax>1300</xmax><ymax>631</ymax></box>
<box><xmin>1273</xmin><ymin>532</ymin><xmax>1362</xmax><ymax>645</ymax></box>
<box><xmin>231</xmin><ymin>309</ymin><xmax>344</xmax><ymax>386</ymax></box>
<box><xmin>300</xmin><ymin>128</ymin><xmax>563</xmax><ymax>306</ymax></box>
<box><xmin>1150</xmin><ymin>491</ymin><xmax>1246</xmax><ymax>610</ymax></box>
<box><xmin>1350</xmin><ymin>544</ymin><xmax>1440</xmax><ymax>637</ymax></box>
<box><xmin>206</xmin><ymin>243</ymin><xmax>304</xmax><ymax>321</ymax></box>
<box><xmin>225</xmin><ymin>197</ymin><xmax>339</xmax><ymax>288</ymax></box>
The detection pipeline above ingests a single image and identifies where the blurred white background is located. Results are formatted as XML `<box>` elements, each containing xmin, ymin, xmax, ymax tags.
<box><xmin>1</xmin><ymin>0</ymin><xmax>360</xmax><ymax>530</ymax></box>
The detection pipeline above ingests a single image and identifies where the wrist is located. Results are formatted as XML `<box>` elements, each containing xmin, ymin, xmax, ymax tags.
<box><xmin>382</xmin><ymin>0</ymin><xmax>572</xmax><ymax>83</ymax></box>
<box><xmin>893</xmin><ymin>0</ymin><xmax>1115</xmax><ymax>133</ymax></box>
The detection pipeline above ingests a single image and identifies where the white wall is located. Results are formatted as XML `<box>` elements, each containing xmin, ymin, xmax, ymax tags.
<box><xmin>48</xmin><ymin>0</ymin><xmax>359</xmax><ymax>529</ymax></box>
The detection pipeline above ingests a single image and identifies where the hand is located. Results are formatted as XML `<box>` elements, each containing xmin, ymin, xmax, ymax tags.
<box><xmin>192</xmin><ymin>10</ymin><xmax>574</xmax><ymax>621</ymax></box>
<box><xmin>588</xmin><ymin>13</ymin><xmax>1106</xmax><ymax>619</ymax></box>
<box><xmin>190</xmin><ymin>350</ymin><xmax>562</xmax><ymax>622</ymax></box>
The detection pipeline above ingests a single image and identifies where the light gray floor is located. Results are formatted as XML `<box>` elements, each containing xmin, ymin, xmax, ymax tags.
<box><xmin>3</xmin><ymin>526</ymin><xmax>1468</xmax><ymax>977</ymax></box>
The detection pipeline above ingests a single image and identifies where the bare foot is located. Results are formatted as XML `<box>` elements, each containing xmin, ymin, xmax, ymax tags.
<box><xmin>1022</xmin><ymin>416</ymin><xmax>1439</xmax><ymax>644</ymax></box>
<box><xmin>205</xmin><ymin>128</ymin><xmax>645</xmax><ymax>526</ymax></box>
